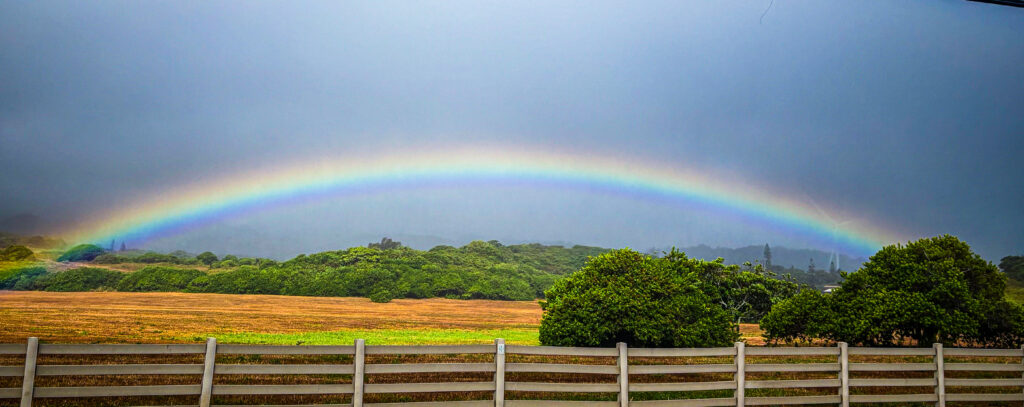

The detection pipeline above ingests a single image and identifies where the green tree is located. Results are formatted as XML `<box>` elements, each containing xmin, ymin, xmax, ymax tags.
<box><xmin>34</xmin><ymin>267</ymin><xmax>124</xmax><ymax>292</ymax></box>
<box><xmin>762</xmin><ymin>235</ymin><xmax>1024</xmax><ymax>346</ymax></box>
<box><xmin>539</xmin><ymin>249</ymin><xmax>738</xmax><ymax>347</ymax></box>
<box><xmin>1000</xmin><ymin>255</ymin><xmax>1024</xmax><ymax>281</ymax></box>
<box><xmin>196</xmin><ymin>251</ymin><xmax>218</xmax><ymax>266</ymax></box>
<box><xmin>57</xmin><ymin>244</ymin><xmax>106</xmax><ymax>262</ymax></box>
<box><xmin>0</xmin><ymin>245</ymin><xmax>34</xmax><ymax>261</ymax></box>
<box><xmin>116</xmin><ymin>266</ymin><xmax>205</xmax><ymax>292</ymax></box>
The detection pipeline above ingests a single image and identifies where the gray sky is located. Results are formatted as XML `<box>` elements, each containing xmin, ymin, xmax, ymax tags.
<box><xmin>1</xmin><ymin>0</ymin><xmax>1022</xmax><ymax>261</ymax></box>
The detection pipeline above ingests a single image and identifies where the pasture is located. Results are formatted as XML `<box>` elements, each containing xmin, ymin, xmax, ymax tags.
<box><xmin>0</xmin><ymin>292</ymin><xmax>542</xmax><ymax>345</ymax></box>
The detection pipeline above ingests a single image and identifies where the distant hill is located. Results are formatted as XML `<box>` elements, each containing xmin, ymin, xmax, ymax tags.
<box><xmin>660</xmin><ymin>244</ymin><xmax>868</xmax><ymax>272</ymax></box>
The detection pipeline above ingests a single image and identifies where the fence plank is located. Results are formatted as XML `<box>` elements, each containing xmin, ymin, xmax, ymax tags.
<box><xmin>0</xmin><ymin>388</ymin><xmax>20</xmax><ymax>399</ymax></box>
<box><xmin>946</xmin><ymin>393</ymin><xmax>1024</xmax><ymax>402</ymax></box>
<box><xmin>945</xmin><ymin>363</ymin><xmax>1024</xmax><ymax>371</ymax></box>
<box><xmin>366</xmin><ymin>345</ymin><xmax>493</xmax><ymax>355</ymax></box>
<box><xmin>848</xmin><ymin>378</ymin><xmax>936</xmax><ymax>387</ymax></box>
<box><xmin>366</xmin><ymin>363</ymin><xmax>491</xmax><ymax>374</ymax></box>
<box><xmin>353</xmin><ymin>339</ymin><xmax>365</xmax><ymax>407</ymax></box>
<box><xmin>505</xmin><ymin>401</ymin><xmax>618</xmax><ymax>407</ymax></box>
<box><xmin>630</xmin><ymin>364</ymin><xmax>735</xmax><ymax>374</ymax></box>
<box><xmin>630</xmin><ymin>399</ymin><xmax>735</xmax><ymax>407</ymax></box>
<box><xmin>507</xmin><ymin>345</ymin><xmax>617</xmax><ymax>357</ymax></box>
<box><xmin>506</xmin><ymin>382</ymin><xmax>619</xmax><ymax>393</ymax></box>
<box><xmin>36</xmin><ymin>364</ymin><xmax>203</xmax><ymax>375</ymax></box>
<box><xmin>746</xmin><ymin>363</ymin><xmax>835</xmax><ymax>373</ymax></box>
<box><xmin>212</xmin><ymin>384</ymin><xmax>355</xmax><ymax>395</ymax></box>
<box><xmin>745</xmin><ymin>395</ymin><xmax>841</xmax><ymax>405</ymax></box>
<box><xmin>217</xmin><ymin>364</ymin><xmax>354</xmax><ymax>375</ymax></box>
<box><xmin>33</xmin><ymin>385</ymin><xmax>202</xmax><ymax>397</ymax></box>
<box><xmin>215</xmin><ymin>404</ymin><xmax>351</xmax><ymax>407</ymax></box>
<box><xmin>629</xmin><ymin>381</ymin><xmax>736</xmax><ymax>392</ymax></box>
<box><xmin>509</xmin><ymin>363</ymin><xmax>617</xmax><ymax>374</ymax></box>
<box><xmin>745</xmin><ymin>379</ymin><xmax>839</xmax><ymax>389</ymax></box>
<box><xmin>0</xmin><ymin>367</ymin><xmax>22</xmax><ymax>377</ymax></box>
<box><xmin>20</xmin><ymin>337</ymin><xmax>37</xmax><ymax>407</ymax></box>
<box><xmin>199</xmin><ymin>337</ymin><xmax>216</xmax><ymax>407</ymax></box>
<box><xmin>849</xmin><ymin>394</ymin><xmax>937</xmax><ymax>403</ymax></box>
<box><xmin>38</xmin><ymin>344</ymin><xmax>204</xmax><ymax>355</ymax></box>
<box><xmin>366</xmin><ymin>401</ymin><xmax>491</xmax><ymax>407</ymax></box>
<box><xmin>745</xmin><ymin>347</ymin><xmax>838</xmax><ymax>356</ymax></box>
<box><xmin>364</xmin><ymin>382</ymin><xmax>494</xmax><ymax>393</ymax></box>
<box><xmin>945</xmin><ymin>378</ymin><xmax>1023</xmax><ymax>387</ymax></box>
<box><xmin>495</xmin><ymin>338</ymin><xmax>505</xmax><ymax>407</ymax></box>
<box><xmin>627</xmin><ymin>348</ymin><xmax>735</xmax><ymax>357</ymax></box>
<box><xmin>0</xmin><ymin>345</ymin><xmax>26</xmax><ymax>355</ymax></box>
<box><xmin>944</xmin><ymin>348</ymin><xmax>1023</xmax><ymax>357</ymax></box>
<box><xmin>848</xmin><ymin>347</ymin><xmax>934</xmax><ymax>356</ymax></box>
<box><xmin>217</xmin><ymin>344</ymin><xmax>355</xmax><ymax>355</ymax></box>
<box><xmin>849</xmin><ymin>362</ymin><xmax>935</xmax><ymax>371</ymax></box>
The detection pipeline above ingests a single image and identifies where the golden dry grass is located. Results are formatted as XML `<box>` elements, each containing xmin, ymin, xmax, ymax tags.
<box><xmin>0</xmin><ymin>291</ymin><xmax>542</xmax><ymax>344</ymax></box>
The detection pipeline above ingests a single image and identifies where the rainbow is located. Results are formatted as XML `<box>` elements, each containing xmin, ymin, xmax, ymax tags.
<box><xmin>60</xmin><ymin>145</ymin><xmax>905</xmax><ymax>255</ymax></box>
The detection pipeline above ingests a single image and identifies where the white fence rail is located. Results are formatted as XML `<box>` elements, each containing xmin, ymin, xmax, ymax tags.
<box><xmin>1</xmin><ymin>337</ymin><xmax>1023</xmax><ymax>406</ymax></box>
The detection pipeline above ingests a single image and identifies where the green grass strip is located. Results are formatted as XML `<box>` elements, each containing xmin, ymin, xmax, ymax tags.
<box><xmin>189</xmin><ymin>328</ymin><xmax>539</xmax><ymax>345</ymax></box>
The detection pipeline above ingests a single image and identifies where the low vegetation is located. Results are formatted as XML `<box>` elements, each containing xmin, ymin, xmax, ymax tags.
<box><xmin>12</xmin><ymin>240</ymin><xmax>610</xmax><ymax>301</ymax></box>
<box><xmin>539</xmin><ymin>248</ymin><xmax>797</xmax><ymax>347</ymax></box>
<box><xmin>762</xmin><ymin>235</ymin><xmax>1024</xmax><ymax>347</ymax></box>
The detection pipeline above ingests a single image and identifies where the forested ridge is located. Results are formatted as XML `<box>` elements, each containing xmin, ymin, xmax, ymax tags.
<box><xmin>1</xmin><ymin>240</ymin><xmax>610</xmax><ymax>301</ymax></box>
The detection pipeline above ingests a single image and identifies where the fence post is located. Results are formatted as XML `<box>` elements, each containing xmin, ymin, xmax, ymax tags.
<box><xmin>353</xmin><ymin>338</ymin><xmax>365</xmax><ymax>407</ymax></box>
<box><xmin>839</xmin><ymin>342</ymin><xmax>849</xmax><ymax>407</ymax></box>
<box><xmin>495</xmin><ymin>338</ymin><xmax>505</xmax><ymax>407</ymax></box>
<box><xmin>735</xmin><ymin>342</ymin><xmax>745</xmax><ymax>407</ymax></box>
<box><xmin>933</xmin><ymin>343</ymin><xmax>945</xmax><ymax>407</ymax></box>
<box><xmin>617</xmin><ymin>342</ymin><xmax>628</xmax><ymax>407</ymax></box>
<box><xmin>199</xmin><ymin>337</ymin><xmax>217</xmax><ymax>407</ymax></box>
<box><xmin>20</xmin><ymin>337</ymin><xmax>38</xmax><ymax>407</ymax></box>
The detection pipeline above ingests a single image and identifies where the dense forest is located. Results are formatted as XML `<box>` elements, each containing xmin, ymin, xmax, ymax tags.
<box><xmin>1</xmin><ymin>240</ymin><xmax>611</xmax><ymax>301</ymax></box>
<box><xmin>0</xmin><ymin>236</ymin><xmax>864</xmax><ymax>302</ymax></box>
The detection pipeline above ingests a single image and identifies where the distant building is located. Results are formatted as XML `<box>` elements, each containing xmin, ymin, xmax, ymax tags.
<box><xmin>823</xmin><ymin>285</ymin><xmax>840</xmax><ymax>294</ymax></box>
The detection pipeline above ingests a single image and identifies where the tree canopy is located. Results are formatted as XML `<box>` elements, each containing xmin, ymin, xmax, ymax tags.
<box><xmin>56</xmin><ymin>244</ymin><xmax>106</xmax><ymax>262</ymax></box>
<box><xmin>762</xmin><ymin>235</ymin><xmax>1024</xmax><ymax>347</ymax></box>
<box><xmin>0</xmin><ymin>245</ymin><xmax>34</xmax><ymax>261</ymax></box>
<box><xmin>538</xmin><ymin>248</ymin><xmax>797</xmax><ymax>347</ymax></box>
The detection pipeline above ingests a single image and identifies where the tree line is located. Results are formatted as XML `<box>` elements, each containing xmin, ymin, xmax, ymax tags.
<box><xmin>2</xmin><ymin>241</ymin><xmax>611</xmax><ymax>302</ymax></box>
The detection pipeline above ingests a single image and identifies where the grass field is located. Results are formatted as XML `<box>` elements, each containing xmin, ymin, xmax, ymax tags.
<box><xmin>0</xmin><ymin>291</ymin><xmax>543</xmax><ymax>344</ymax></box>
<box><xmin>0</xmin><ymin>291</ymin><xmax>765</xmax><ymax>345</ymax></box>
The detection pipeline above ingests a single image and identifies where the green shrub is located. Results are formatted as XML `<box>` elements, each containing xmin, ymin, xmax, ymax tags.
<box><xmin>196</xmin><ymin>251</ymin><xmax>218</xmax><ymax>266</ymax></box>
<box><xmin>91</xmin><ymin>253</ymin><xmax>125</xmax><ymax>264</ymax></box>
<box><xmin>0</xmin><ymin>245</ymin><xmax>34</xmax><ymax>261</ymax></box>
<box><xmin>0</xmin><ymin>266</ymin><xmax>47</xmax><ymax>289</ymax></box>
<box><xmin>35</xmin><ymin>267</ymin><xmax>124</xmax><ymax>292</ymax></box>
<box><xmin>761</xmin><ymin>235</ymin><xmax>1024</xmax><ymax>346</ymax></box>
<box><xmin>539</xmin><ymin>249</ymin><xmax>738</xmax><ymax>347</ymax></box>
<box><xmin>759</xmin><ymin>289</ymin><xmax>831</xmax><ymax>343</ymax></box>
<box><xmin>57</xmin><ymin>244</ymin><xmax>106</xmax><ymax>262</ymax></box>
<box><xmin>186</xmin><ymin>266</ymin><xmax>281</xmax><ymax>295</ymax></box>
<box><xmin>369</xmin><ymin>287</ymin><xmax>394</xmax><ymax>303</ymax></box>
<box><xmin>116</xmin><ymin>266</ymin><xmax>206</xmax><ymax>292</ymax></box>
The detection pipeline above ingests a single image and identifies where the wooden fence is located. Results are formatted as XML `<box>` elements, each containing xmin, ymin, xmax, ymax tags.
<box><xmin>2</xmin><ymin>337</ymin><xmax>1023</xmax><ymax>406</ymax></box>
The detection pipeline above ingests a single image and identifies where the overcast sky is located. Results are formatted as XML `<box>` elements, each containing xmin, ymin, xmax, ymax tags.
<box><xmin>1</xmin><ymin>1</ymin><xmax>1021</xmax><ymax>261</ymax></box>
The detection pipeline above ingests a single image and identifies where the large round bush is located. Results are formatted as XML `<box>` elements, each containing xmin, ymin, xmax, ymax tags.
<box><xmin>57</xmin><ymin>244</ymin><xmax>106</xmax><ymax>262</ymax></box>
<box><xmin>762</xmin><ymin>235</ymin><xmax>1024</xmax><ymax>346</ymax></box>
<box><xmin>539</xmin><ymin>249</ymin><xmax>737</xmax><ymax>347</ymax></box>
